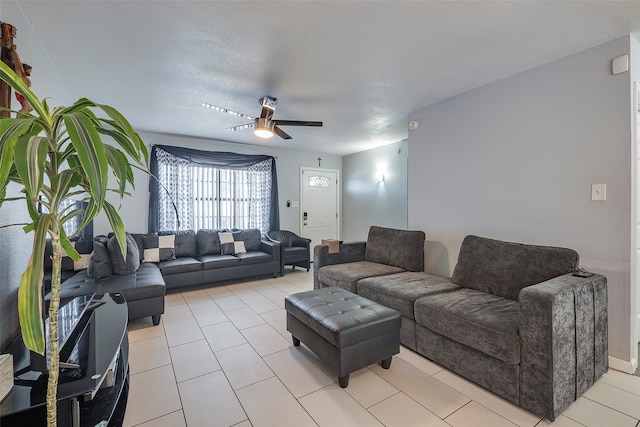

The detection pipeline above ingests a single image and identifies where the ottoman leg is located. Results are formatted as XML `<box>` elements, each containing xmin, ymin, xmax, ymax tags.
<box><xmin>292</xmin><ymin>336</ymin><xmax>301</xmax><ymax>346</ymax></box>
<box><xmin>152</xmin><ymin>314</ymin><xmax>161</xmax><ymax>326</ymax></box>
<box><xmin>379</xmin><ymin>357</ymin><xmax>392</xmax><ymax>369</ymax></box>
<box><xmin>338</xmin><ymin>374</ymin><xmax>350</xmax><ymax>388</ymax></box>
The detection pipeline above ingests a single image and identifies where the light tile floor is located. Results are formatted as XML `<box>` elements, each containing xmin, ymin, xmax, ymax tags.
<box><xmin>123</xmin><ymin>270</ymin><xmax>640</xmax><ymax>427</ymax></box>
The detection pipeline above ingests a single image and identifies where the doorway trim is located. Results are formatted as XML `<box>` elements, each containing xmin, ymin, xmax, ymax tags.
<box><xmin>631</xmin><ymin>81</ymin><xmax>639</xmax><ymax>373</ymax></box>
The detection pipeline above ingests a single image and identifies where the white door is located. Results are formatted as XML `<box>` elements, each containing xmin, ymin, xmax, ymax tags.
<box><xmin>300</xmin><ymin>167</ymin><xmax>339</xmax><ymax>258</ymax></box>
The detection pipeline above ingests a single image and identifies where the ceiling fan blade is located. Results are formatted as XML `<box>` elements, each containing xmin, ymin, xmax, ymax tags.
<box><xmin>227</xmin><ymin>122</ymin><xmax>255</xmax><ymax>132</ymax></box>
<box><xmin>273</xmin><ymin>126</ymin><xmax>292</xmax><ymax>140</ymax></box>
<box><xmin>202</xmin><ymin>102</ymin><xmax>255</xmax><ymax>120</ymax></box>
<box><xmin>273</xmin><ymin>120</ymin><xmax>323</xmax><ymax>127</ymax></box>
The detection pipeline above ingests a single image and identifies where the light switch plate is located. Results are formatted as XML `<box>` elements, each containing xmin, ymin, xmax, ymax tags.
<box><xmin>591</xmin><ymin>184</ymin><xmax>606</xmax><ymax>201</ymax></box>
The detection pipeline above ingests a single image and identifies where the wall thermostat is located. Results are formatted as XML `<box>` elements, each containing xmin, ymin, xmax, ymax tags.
<box><xmin>612</xmin><ymin>54</ymin><xmax>629</xmax><ymax>75</ymax></box>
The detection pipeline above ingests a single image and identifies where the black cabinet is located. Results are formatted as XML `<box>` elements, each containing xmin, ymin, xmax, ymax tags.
<box><xmin>0</xmin><ymin>293</ymin><xmax>129</xmax><ymax>427</ymax></box>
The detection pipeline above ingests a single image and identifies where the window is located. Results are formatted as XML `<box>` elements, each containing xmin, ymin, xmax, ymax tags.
<box><xmin>149</xmin><ymin>145</ymin><xmax>279</xmax><ymax>235</ymax></box>
<box><xmin>309</xmin><ymin>176</ymin><xmax>330</xmax><ymax>187</ymax></box>
<box><xmin>39</xmin><ymin>198</ymin><xmax>93</xmax><ymax>240</ymax></box>
<box><xmin>59</xmin><ymin>199</ymin><xmax>83</xmax><ymax>237</ymax></box>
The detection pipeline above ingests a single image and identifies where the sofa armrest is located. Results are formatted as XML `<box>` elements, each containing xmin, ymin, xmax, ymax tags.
<box><xmin>291</xmin><ymin>235</ymin><xmax>311</xmax><ymax>248</ymax></box>
<box><xmin>518</xmin><ymin>273</ymin><xmax>607</xmax><ymax>421</ymax></box>
<box><xmin>260</xmin><ymin>240</ymin><xmax>281</xmax><ymax>261</ymax></box>
<box><xmin>313</xmin><ymin>241</ymin><xmax>366</xmax><ymax>288</ymax></box>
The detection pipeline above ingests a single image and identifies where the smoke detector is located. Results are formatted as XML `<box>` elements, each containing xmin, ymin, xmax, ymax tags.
<box><xmin>408</xmin><ymin>120</ymin><xmax>420</xmax><ymax>131</ymax></box>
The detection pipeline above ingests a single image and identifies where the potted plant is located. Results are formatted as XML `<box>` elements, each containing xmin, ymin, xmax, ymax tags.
<box><xmin>0</xmin><ymin>60</ymin><xmax>147</xmax><ymax>426</ymax></box>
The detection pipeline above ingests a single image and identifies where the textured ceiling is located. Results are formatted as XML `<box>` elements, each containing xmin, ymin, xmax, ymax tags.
<box><xmin>15</xmin><ymin>1</ymin><xmax>640</xmax><ymax>155</ymax></box>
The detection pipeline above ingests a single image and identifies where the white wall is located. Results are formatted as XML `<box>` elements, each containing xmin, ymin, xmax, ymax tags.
<box><xmin>342</xmin><ymin>140</ymin><xmax>408</xmax><ymax>241</ymax></box>
<box><xmin>408</xmin><ymin>36</ymin><xmax>634</xmax><ymax>362</ymax></box>
<box><xmin>94</xmin><ymin>131</ymin><xmax>342</xmax><ymax>235</ymax></box>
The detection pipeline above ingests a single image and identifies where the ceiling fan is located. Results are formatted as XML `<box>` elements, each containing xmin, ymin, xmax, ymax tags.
<box><xmin>202</xmin><ymin>96</ymin><xmax>323</xmax><ymax>140</ymax></box>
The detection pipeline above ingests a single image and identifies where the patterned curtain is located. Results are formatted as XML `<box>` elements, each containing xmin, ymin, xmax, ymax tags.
<box><xmin>155</xmin><ymin>148</ymin><xmax>193</xmax><ymax>231</ymax></box>
<box><xmin>148</xmin><ymin>145</ymin><xmax>279</xmax><ymax>235</ymax></box>
<box><xmin>246</xmin><ymin>160</ymin><xmax>272</xmax><ymax>233</ymax></box>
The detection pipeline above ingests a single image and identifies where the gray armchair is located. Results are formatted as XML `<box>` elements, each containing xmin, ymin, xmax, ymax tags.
<box><xmin>267</xmin><ymin>230</ymin><xmax>311</xmax><ymax>275</ymax></box>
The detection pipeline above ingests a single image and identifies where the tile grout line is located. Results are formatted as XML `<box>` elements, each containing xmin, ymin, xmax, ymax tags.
<box><xmin>580</xmin><ymin>394</ymin><xmax>640</xmax><ymax>424</ymax></box>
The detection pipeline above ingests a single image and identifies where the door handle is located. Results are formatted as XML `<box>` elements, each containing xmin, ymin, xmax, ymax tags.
<box><xmin>303</xmin><ymin>212</ymin><xmax>308</xmax><ymax>220</ymax></box>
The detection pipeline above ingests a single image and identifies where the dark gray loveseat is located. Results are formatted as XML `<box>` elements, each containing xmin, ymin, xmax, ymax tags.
<box><xmin>314</xmin><ymin>226</ymin><xmax>608</xmax><ymax>421</ymax></box>
<box><xmin>48</xmin><ymin>228</ymin><xmax>281</xmax><ymax>325</ymax></box>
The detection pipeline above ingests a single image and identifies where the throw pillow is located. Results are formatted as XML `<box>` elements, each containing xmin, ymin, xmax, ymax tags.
<box><xmin>109</xmin><ymin>231</ymin><xmax>145</xmax><ymax>262</ymax></box>
<box><xmin>61</xmin><ymin>240</ymin><xmax>92</xmax><ymax>271</ymax></box>
<box><xmin>143</xmin><ymin>234</ymin><xmax>176</xmax><ymax>262</ymax></box>
<box><xmin>222</xmin><ymin>240</ymin><xmax>247</xmax><ymax>255</ymax></box>
<box><xmin>107</xmin><ymin>233</ymin><xmax>141</xmax><ymax>275</ymax></box>
<box><xmin>219</xmin><ymin>231</ymin><xmax>247</xmax><ymax>255</ymax></box>
<box><xmin>88</xmin><ymin>236</ymin><xmax>113</xmax><ymax>280</ymax></box>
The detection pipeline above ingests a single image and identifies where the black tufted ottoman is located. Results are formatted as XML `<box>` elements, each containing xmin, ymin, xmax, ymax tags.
<box><xmin>285</xmin><ymin>287</ymin><xmax>401</xmax><ymax>387</ymax></box>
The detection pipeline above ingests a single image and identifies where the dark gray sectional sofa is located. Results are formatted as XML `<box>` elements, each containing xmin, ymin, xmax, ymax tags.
<box><xmin>47</xmin><ymin>228</ymin><xmax>281</xmax><ymax>325</ymax></box>
<box><xmin>314</xmin><ymin>226</ymin><xmax>608</xmax><ymax>421</ymax></box>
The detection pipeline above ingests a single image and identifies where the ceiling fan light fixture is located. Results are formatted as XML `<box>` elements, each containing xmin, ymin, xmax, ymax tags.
<box><xmin>205</xmin><ymin>95</ymin><xmax>322</xmax><ymax>140</ymax></box>
<box><xmin>259</xmin><ymin>96</ymin><xmax>277</xmax><ymax>111</ymax></box>
<box><xmin>254</xmin><ymin>118</ymin><xmax>275</xmax><ymax>138</ymax></box>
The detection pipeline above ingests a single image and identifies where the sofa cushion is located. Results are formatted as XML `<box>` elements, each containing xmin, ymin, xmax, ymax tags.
<box><xmin>317</xmin><ymin>261</ymin><xmax>404</xmax><ymax>293</ymax></box>
<box><xmin>131</xmin><ymin>233</ymin><xmax>146</xmax><ymax>262</ymax></box>
<box><xmin>415</xmin><ymin>288</ymin><xmax>521</xmax><ymax>364</ymax></box>
<box><xmin>197</xmin><ymin>229</ymin><xmax>221</xmax><ymax>256</ymax></box>
<box><xmin>200</xmin><ymin>254</ymin><xmax>242</xmax><ymax>270</ymax></box>
<box><xmin>237</xmin><ymin>228</ymin><xmax>262</xmax><ymax>251</ymax></box>
<box><xmin>236</xmin><ymin>251</ymin><xmax>272</xmax><ymax>265</ymax></box>
<box><xmin>108</xmin><ymin>233</ymin><xmax>141</xmax><ymax>275</ymax></box>
<box><xmin>143</xmin><ymin>234</ymin><xmax>176</xmax><ymax>262</ymax></box>
<box><xmin>96</xmin><ymin>262</ymin><xmax>165</xmax><ymax>302</ymax></box>
<box><xmin>45</xmin><ymin>238</ymin><xmax>92</xmax><ymax>272</ymax></box>
<box><xmin>357</xmin><ymin>272</ymin><xmax>459</xmax><ymax>320</ymax></box>
<box><xmin>451</xmin><ymin>235</ymin><xmax>579</xmax><ymax>301</ymax></box>
<box><xmin>364</xmin><ymin>226</ymin><xmax>425</xmax><ymax>272</ymax></box>
<box><xmin>158</xmin><ymin>256</ymin><xmax>203</xmax><ymax>275</ymax></box>
<box><xmin>284</xmin><ymin>246</ymin><xmax>308</xmax><ymax>262</ymax></box>
<box><xmin>56</xmin><ymin>270</ymin><xmax>98</xmax><ymax>299</ymax></box>
<box><xmin>88</xmin><ymin>236</ymin><xmax>113</xmax><ymax>280</ymax></box>
<box><xmin>170</xmin><ymin>230</ymin><xmax>197</xmax><ymax>257</ymax></box>
<box><xmin>44</xmin><ymin>269</ymin><xmax>77</xmax><ymax>292</ymax></box>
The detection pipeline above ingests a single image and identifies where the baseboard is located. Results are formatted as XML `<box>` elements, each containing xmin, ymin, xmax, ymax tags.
<box><xmin>608</xmin><ymin>355</ymin><xmax>638</xmax><ymax>374</ymax></box>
